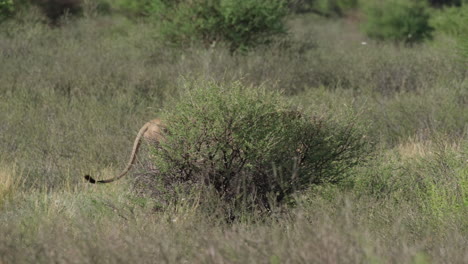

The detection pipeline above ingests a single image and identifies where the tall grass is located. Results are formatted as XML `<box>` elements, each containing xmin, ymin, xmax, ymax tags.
<box><xmin>0</xmin><ymin>10</ymin><xmax>466</xmax><ymax>263</ymax></box>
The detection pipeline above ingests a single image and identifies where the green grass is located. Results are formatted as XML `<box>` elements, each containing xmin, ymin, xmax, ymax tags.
<box><xmin>0</xmin><ymin>11</ymin><xmax>467</xmax><ymax>263</ymax></box>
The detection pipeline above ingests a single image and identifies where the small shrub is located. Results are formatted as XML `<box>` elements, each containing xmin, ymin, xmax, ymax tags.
<box><xmin>156</xmin><ymin>0</ymin><xmax>288</xmax><ymax>52</ymax></box>
<box><xmin>430</xmin><ymin>4</ymin><xmax>468</xmax><ymax>37</ymax></box>
<box><xmin>362</xmin><ymin>0</ymin><xmax>433</xmax><ymax>44</ymax></box>
<box><xmin>150</xmin><ymin>80</ymin><xmax>371</xmax><ymax>216</ymax></box>
<box><xmin>0</xmin><ymin>0</ymin><xmax>14</xmax><ymax>23</ymax></box>
<box><xmin>430</xmin><ymin>4</ymin><xmax>468</xmax><ymax>64</ymax></box>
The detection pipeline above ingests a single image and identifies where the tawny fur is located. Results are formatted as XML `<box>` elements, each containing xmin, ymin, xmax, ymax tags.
<box><xmin>84</xmin><ymin>119</ymin><xmax>165</xmax><ymax>184</ymax></box>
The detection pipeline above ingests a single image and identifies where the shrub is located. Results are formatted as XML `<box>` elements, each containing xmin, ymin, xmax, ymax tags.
<box><xmin>430</xmin><ymin>4</ymin><xmax>468</xmax><ymax>37</ymax></box>
<box><xmin>150</xmin><ymin>80</ymin><xmax>371</xmax><ymax>216</ymax></box>
<box><xmin>362</xmin><ymin>0</ymin><xmax>433</xmax><ymax>44</ymax></box>
<box><xmin>157</xmin><ymin>0</ymin><xmax>288</xmax><ymax>52</ymax></box>
<box><xmin>0</xmin><ymin>0</ymin><xmax>14</xmax><ymax>22</ymax></box>
<box><xmin>430</xmin><ymin>4</ymin><xmax>468</xmax><ymax>64</ymax></box>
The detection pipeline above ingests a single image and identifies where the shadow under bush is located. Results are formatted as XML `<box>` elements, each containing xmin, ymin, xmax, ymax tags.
<box><xmin>141</xmin><ymin>80</ymin><xmax>372</xmax><ymax>218</ymax></box>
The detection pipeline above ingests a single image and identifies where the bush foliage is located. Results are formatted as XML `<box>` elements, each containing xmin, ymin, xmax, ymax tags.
<box><xmin>0</xmin><ymin>0</ymin><xmax>14</xmax><ymax>22</ymax></box>
<box><xmin>156</xmin><ymin>0</ymin><xmax>288</xmax><ymax>52</ymax></box>
<box><xmin>150</xmin><ymin>80</ymin><xmax>371</xmax><ymax>214</ymax></box>
<box><xmin>430</xmin><ymin>4</ymin><xmax>468</xmax><ymax>37</ymax></box>
<box><xmin>362</xmin><ymin>0</ymin><xmax>434</xmax><ymax>44</ymax></box>
<box><xmin>430</xmin><ymin>4</ymin><xmax>468</xmax><ymax>62</ymax></box>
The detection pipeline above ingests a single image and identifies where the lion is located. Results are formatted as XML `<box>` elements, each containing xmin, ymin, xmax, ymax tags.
<box><xmin>84</xmin><ymin>119</ymin><xmax>165</xmax><ymax>184</ymax></box>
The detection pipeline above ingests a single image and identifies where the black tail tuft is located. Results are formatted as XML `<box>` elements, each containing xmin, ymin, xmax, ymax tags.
<box><xmin>84</xmin><ymin>175</ymin><xmax>97</xmax><ymax>184</ymax></box>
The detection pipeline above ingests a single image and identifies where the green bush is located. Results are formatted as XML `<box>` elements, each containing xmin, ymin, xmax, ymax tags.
<box><xmin>157</xmin><ymin>0</ymin><xmax>288</xmax><ymax>52</ymax></box>
<box><xmin>151</xmin><ymin>80</ymin><xmax>371</xmax><ymax>215</ymax></box>
<box><xmin>362</xmin><ymin>0</ymin><xmax>434</xmax><ymax>44</ymax></box>
<box><xmin>0</xmin><ymin>0</ymin><xmax>14</xmax><ymax>22</ymax></box>
<box><xmin>0</xmin><ymin>0</ymin><xmax>35</xmax><ymax>24</ymax></box>
<box><xmin>430</xmin><ymin>4</ymin><xmax>468</xmax><ymax>37</ymax></box>
<box><xmin>430</xmin><ymin>4</ymin><xmax>468</xmax><ymax>63</ymax></box>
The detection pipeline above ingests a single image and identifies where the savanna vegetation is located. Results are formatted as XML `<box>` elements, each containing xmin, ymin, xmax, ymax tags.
<box><xmin>0</xmin><ymin>0</ymin><xmax>467</xmax><ymax>263</ymax></box>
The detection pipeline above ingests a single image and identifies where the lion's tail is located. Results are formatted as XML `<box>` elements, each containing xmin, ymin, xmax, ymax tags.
<box><xmin>84</xmin><ymin>122</ymin><xmax>151</xmax><ymax>184</ymax></box>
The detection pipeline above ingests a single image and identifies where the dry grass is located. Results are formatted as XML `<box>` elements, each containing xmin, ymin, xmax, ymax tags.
<box><xmin>397</xmin><ymin>139</ymin><xmax>435</xmax><ymax>159</ymax></box>
<box><xmin>0</xmin><ymin>163</ymin><xmax>23</xmax><ymax>207</ymax></box>
<box><xmin>1</xmin><ymin>176</ymin><xmax>466</xmax><ymax>263</ymax></box>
